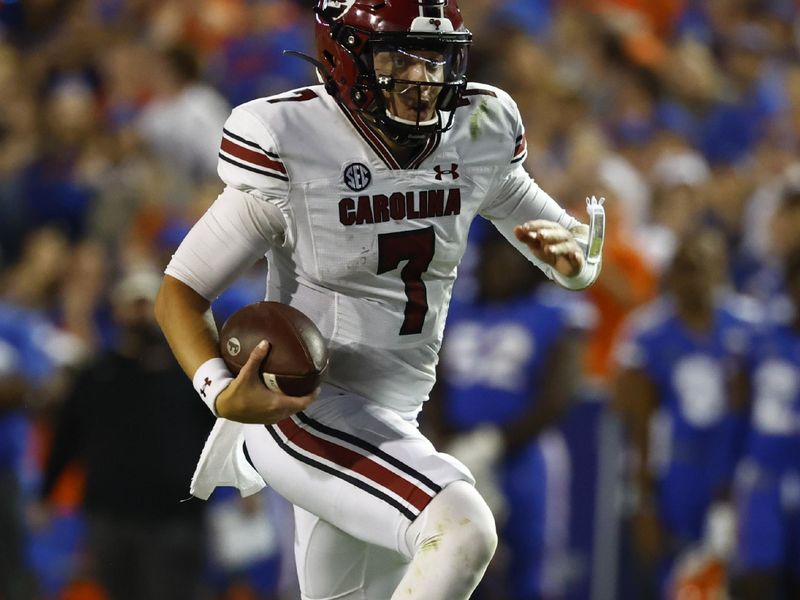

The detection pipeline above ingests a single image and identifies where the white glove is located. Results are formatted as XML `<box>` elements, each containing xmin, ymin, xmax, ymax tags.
<box><xmin>703</xmin><ymin>502</ymin><xmax>736</xmax><ymax>560</ymax></box>
<box><xmin>209</xmin><ymin>495</ymin><xmax>278</xmax><ymax>569</ymax></box>
<box><xmin>444</xmin><ymin>426</ymin><xmax>507</xmax><ymax>522</ymax></box>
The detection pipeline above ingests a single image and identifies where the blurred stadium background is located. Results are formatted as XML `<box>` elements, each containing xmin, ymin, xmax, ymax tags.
<box><xmin>1</xmin><ymin>0</ymin><xmax>800</xmax><ymax>599</ymax></box>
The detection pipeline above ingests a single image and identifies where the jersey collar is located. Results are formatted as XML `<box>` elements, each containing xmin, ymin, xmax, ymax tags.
<box><xmin>335</xmin><ymin>102</ymin><xmax>441</xmax><ymax>170</ymax></box>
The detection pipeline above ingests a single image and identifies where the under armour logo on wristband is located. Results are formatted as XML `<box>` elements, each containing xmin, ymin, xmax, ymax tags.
<box><xmin>200</xmin><ymin>377</ymin><xmax>212</xmax><ymax>397</ymax></box>
<box><xmin>434</xmin><ymin>163</ymin><xmax>459</xmax><ymax>181</ymax></box>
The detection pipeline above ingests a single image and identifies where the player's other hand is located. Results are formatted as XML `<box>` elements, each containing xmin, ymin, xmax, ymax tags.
<box><xmin>514</xmin><ymin>220</ymin><xmax>584</xmax><ymax>278</ymax></box>
<box><xmin>215</xmin><ymin>341</ymin><xmax>319</xmax><ymax>424</ymax></box>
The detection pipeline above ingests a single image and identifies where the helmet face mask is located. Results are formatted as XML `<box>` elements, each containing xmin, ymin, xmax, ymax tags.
<box><xmin>315</xmin><ymin>0</ymin><xmax>472</xmax><ymax>145</ymax></box>
<box><xmin>371</xmin><ymin>43</ymin><xmax>467</xmax><ymax>129</ymax></box>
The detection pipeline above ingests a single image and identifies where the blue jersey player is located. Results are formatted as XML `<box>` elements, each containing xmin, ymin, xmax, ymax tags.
<box><xmin>431</xmin><ymin>229</ymin><xmax>591</xmax><ymax>600</ymax></box>
<box><xmin>614</xmin><ymin>230</ymin><xmax>757</xmax><ymax>598</ymax></box>
<box><xmin>734</xmin><ymin>248</ymin><xmax>800</xmax><ymax>600</ymax></box>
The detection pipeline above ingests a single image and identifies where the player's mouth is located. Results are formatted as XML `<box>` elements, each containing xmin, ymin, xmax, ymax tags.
<box><xmin>400</xmin><ymin>96</ymin><xmax>433</xmax><ymax>120</ymax></box>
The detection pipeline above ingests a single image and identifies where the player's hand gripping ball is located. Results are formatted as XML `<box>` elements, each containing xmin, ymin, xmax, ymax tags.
<box><xmin>219</xmin><ymin>302</ymin><xmax>329</xmax><ymax>397</ymax></box>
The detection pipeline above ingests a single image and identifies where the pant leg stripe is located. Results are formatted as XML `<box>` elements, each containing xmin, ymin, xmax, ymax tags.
<box><xmin>295</xmin><ymin>412</ymin><xmax>442</xmax><ymax>494</ymax></box>
<box><xmin>276</xmin><ymin>418</ymin><xmax>435</xmax><ymax>513</ymax></box>
<box><xmin>265</xmin><ymin>425</ymin><xmax>419</xmax><ymax>521</ymax></box>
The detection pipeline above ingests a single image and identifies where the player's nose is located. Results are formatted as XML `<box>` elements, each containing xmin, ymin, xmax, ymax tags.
<box><xmin>405</xmin><ymin>60</ymin><xmax>430</xmax><ymax>82</ymax></box>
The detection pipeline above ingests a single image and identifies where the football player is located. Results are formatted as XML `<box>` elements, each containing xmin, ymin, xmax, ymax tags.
<box><xmin>433</xmin><ymin>226</ymin><xmax>593</xmax><ymax>599</ymax></box>
<box><xmin>614</xmin><ymin>230</ymin><xmax>757</xmax><ymax>599</ymax></box>
<box><xmin>155</xmin><ymin>1</ymin><xmax>604</xmax><ymax>598</ymax></box>
<box><xmin>734</xmin><ymin>248</ymin><xmax>800</xmax><ymax>600</ymax></box>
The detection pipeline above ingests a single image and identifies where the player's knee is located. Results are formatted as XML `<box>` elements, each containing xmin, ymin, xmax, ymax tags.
<box><xmin>452</xmin><ymin>505</ymin><xmax>498</xmax><ymax>570</ymax></box>
<box><xmin>407</xmin><ymin>480</ymin><xmax>498</xmax><ymax>569</ymax></box>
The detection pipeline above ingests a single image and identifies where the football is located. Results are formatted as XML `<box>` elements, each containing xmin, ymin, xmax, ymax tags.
<box><xmin>219</xmin><ymin>301</ymin><xmax>329</xmax><ymax>397</ymax></box>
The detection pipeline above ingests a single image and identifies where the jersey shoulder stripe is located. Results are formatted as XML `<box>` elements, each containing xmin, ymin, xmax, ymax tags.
<box><xmin>218</xmin><ymin>105</ymin><xmax>291</xmax><ymax>191</ymax></box>
<box><xmin>458</xmin><ymin>87</ymin><xmax>498</xmax><ymax>105</ymax></box>
<box><xmin>220</xmin><ymin>128</ymin><xmax>287</xmax><ymax>181</ymax></box>
<box><xmin>223</xmin><ymin>127</ymin><xmax>281</xmax><ymax>159</ymax></box>
<box><xmin>459</xmin><ymin>82</ymin><xmax>528</xmax><ymax>166</ymax></box>
<box><xmin>512</xmin><ymin>133</ymin><xmax>528</xmax><ymax>164</ymax></box>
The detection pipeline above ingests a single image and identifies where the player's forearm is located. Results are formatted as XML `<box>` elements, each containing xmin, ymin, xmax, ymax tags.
<box><xmin>501</xmin><ymin>403</ymin><xmax>562</xmax><ymax>454</ymax></box>
<box><xmin>613</xmin><ymin>368</ymin><xmax>659</xmax><ymax>504</ymax></box>
<box><xmin>628</xmin><ymin>410</ymin><xmax>658</xmax><ymax>510</ymax></box>
<box><xmin>155</xmin><ymin>275</ymin><xmax>221</xmax><ymax>379</ymax></box>
<box><xmin>630</xmin><ymin>405</ymin><xmax>659</xmax><ymax>508</ymax></box>
<box><xmin>501</xmin><ymin>338</ymin><xmax>577</xmax><ymax>452</ymax></box>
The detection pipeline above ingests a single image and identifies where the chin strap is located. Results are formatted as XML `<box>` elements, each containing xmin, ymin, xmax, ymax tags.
<box><xmin>283</xmin><ymin>49</ymin><xmax>439</xmax><ymax>147</ymax></box>
<box><xmin>380</xmin><ymin>110</ymin><xmax>443</xmax><ymax>147</ymax></box>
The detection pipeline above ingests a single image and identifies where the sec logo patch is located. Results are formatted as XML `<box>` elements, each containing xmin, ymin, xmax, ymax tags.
<box><xmin>344</xmin><ymin>163</ymin><xmax>372</xmax><ymax>192</ymax></box>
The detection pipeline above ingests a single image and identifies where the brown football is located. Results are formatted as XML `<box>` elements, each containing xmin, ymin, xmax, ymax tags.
<box><xmin>219</xmin><ymin>301</ymin><xmax>329</xmax><ymax>397</ymax></box>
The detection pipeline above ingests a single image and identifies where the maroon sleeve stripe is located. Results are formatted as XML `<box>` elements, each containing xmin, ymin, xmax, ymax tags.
<box><xmin>463</xmin><ymin>89</ymin><xmax>498</xmax><ymax>98</ymax></box>
<box><xmin>514</xmin><ymin>134</ymin><xmax>527</xmax><ymax>157</ymax></box>
<box><xmin>457</xmin><ymin>88</ymin><xmax>499</xmax><ymax>107</ymax></box>
<box><xmin>219</xmin><ymin>154</ymin><xmax>289</xmax><ymax>181</ymax></box>
<box><xmin>276</xmin><ymin>417</ymin><xmax>435</xmax><ymax>513</ymax></box>
<box><xmin>220</xmin><ymin>137</ymin><xmax>286</xmax><ymax>174</ymax></box>
<box><xmin>223</xmin><ymin>128</ymin><xmax>280</xmax><ymax>159</ymax></box>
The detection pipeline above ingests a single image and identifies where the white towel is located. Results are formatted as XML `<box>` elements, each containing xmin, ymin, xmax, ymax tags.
<box><xmin>190</xmin><ymin>419</ymin><xmax>266</xmax><ymax>500</ymax></box>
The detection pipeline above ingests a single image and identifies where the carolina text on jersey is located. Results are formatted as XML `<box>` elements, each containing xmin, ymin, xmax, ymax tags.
<box><xmin>338</xmin><ymin>188</ymin><xmax>462</xmax><ymax>226</ymax></box>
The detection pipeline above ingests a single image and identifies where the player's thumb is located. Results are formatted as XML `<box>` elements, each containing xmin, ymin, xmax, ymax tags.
<box><xmin>240</xmin><ymin>340</ymin><xmax>271</xmax><ymax>379</ymax></box>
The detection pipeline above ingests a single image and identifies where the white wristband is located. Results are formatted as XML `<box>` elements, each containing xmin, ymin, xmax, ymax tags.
<box><xmin>553</xmin><ymin>195</ymin><xmax>605</xmax><ymax>290</ymax></box>
<box><xmin>193</xmin><ymin>358</ymin><xmax>234</xmax><ymax>417</ymax></box>
<box><xmin>552</xmin><ymin>259</ymin><xmax>602</xmax><ymax>290</ymax></box>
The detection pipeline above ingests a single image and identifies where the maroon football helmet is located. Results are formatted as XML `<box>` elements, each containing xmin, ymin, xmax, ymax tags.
<box><xmin>315</xmin><ymin>0</ymin><xmax>472</xmax><ymax>144</ymax></box>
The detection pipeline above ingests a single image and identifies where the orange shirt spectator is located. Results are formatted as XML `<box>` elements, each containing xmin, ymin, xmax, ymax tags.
<box><xmin>593</xmin><ymin>0</ymin><xmax>686</xmax><ymax>39</ymax></box>
<box><xmin>584</xmin><ymin>218</ymin><xmax>658</xmax><ymax>384</ymax></box>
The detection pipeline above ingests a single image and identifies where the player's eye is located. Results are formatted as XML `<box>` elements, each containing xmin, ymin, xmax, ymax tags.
<box><xmin>426</xmin><ymin>62</ymin><xmax>443</xmax><ymax>75</ymax></box>
<box><xmin>392</xmin><ymin>54</ymin><xmax>409</xmax><ymax>69</ymax></box>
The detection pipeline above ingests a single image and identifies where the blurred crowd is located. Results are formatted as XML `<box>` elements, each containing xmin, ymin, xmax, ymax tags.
<box><xmin>2</xmin><ymin>0</ymin><xmax>800</xmax><ymax>599</ymax></box>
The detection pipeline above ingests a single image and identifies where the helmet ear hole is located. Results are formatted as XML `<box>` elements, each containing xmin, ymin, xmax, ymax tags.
<box><xmin>337</xmin><ymin>28</ymin><xmax>365</xmax><ymax>52</ymax></box>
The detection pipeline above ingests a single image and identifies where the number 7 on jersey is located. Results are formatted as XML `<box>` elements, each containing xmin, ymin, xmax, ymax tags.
<box><xmin>377</xmin><ymin>227</ymin><xmax>435</xmax><ymax>336</ymax></box>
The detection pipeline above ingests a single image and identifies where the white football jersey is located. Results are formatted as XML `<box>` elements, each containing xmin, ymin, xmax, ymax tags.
<box><xmin>168</xmin><ymin>82</ymin><xmax>578</xmax><ymax>418</ymax></box>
